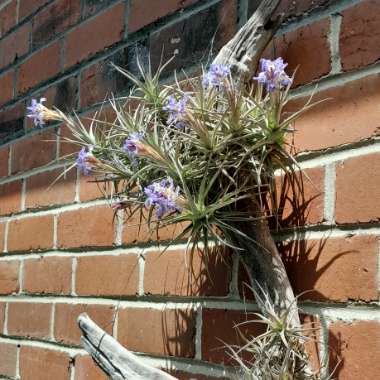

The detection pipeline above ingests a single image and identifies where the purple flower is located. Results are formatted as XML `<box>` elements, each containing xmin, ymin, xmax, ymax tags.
<box><xmin>76</xmin><ymin>146</ymin><xmax>93</xmax><ymax>176</ymax></box>
<box><xmin>144</xmin><ymin>178</ymin><xmax>181</xmax><ymax>218</ymax></box>
<box><xmin>163</xmin><ymin>95</ymin><xmax>188</xmax><ymax>128</ymax></box>
<box><xmin>253</xmin><ymin>58</ymin><xmax>292</xmax><ymax>92</ymax></box>
<box><xmin>122</xmin><ymin>132</ymin><xmax>143</xmax><ymax>157</ymax></box>
<box><xmin>202</xmin><ymin>64</ymin><xmax>231</xmax><ymax>89</ymax></box>
<box><xmin>27</xmin><ymin>98</ymin><xmax>47</xmax><ymax>127</ymax></box>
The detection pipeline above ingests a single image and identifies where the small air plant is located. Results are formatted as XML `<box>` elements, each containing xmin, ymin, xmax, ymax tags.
<box><xmin>227</xmin><ymin>289</ymin><xmax>327</xmax><ymax>380</ymax></box>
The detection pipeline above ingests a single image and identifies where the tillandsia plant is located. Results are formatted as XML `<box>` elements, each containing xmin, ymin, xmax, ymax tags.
<box><xmin>27</xmin><ymin>57</ymin><xmax>322</xmax><ymax>379</ymax></box>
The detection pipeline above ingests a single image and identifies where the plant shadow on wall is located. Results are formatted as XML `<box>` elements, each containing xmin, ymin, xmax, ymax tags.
<box><xmin>26</xmin><ymin>56</ymin><xmax>354</xmax><ymax>379</ymax></box>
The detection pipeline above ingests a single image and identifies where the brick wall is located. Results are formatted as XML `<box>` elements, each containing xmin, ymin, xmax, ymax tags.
<box><xmin>0</xmin><ymin>0</ymin><xmax>379</xmax><ymax>379</ymax></box>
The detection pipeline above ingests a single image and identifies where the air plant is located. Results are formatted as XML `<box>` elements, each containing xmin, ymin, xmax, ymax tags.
<box><xmin>27</xmin><ymin>57</ymin><xmax>323</xmax><ymax>378</ymax></box>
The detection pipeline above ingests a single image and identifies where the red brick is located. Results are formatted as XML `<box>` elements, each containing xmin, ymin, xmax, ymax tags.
<box><xmin>19</xmin><ymin>0</ymin><xmax>50</xmax><ymax>20</ymax></box>
<box><xmin>25</xmin><ymin>168</ymin><xmax>76</xmax><ymax>209</ymax></box>
<box><xmin>33</xmin><ymin>0</ymin><xmax>81</xmax><ymax>47</ymax></box>
<box><xmin>280</xmin><ymin>235</ymin><xmax>378</xmax><ymax>302</ymax></box>
<box><xmin>0</xmin><ymin>343</ymin><xmax>17</xmax><ymax>378</ymax></box>
<box><xmin>128</xmin><ymin>0</ymin><xmax>199</xmax><ymax>33</ymax></box>
<box><xmin>0</xmin><ymin>146</ymin><xmax>9</xmax><ymax>178</ymax></box>
<box><xmin>17</xmin><ymin>40</ymin><xmax>61</xmax><ymax>94</ymax></box>
<box><xmin>0</xmin><ymin>22</ymin><xmax>30</xmax><ymax>68</ymax></box>
<box><xmin>0</xmin><ymin>303</ymin><xmax>4</xmax><ymax>332</ymax></box>
<box><xmin>76</xmin><ymin>254</ymin><xmax>138</xmax><ymax>296</ymax></box>
<box><xmin>20</xmin><ymin>346</ymin><xmax>70</xmax><ymax>380</ymax></box>
<box><xmin>23</xmin><ymin>256</ymin><xmax>72</xmax><ymax>295</ymax></box>
<box><xmin>288</xmin><ymin>74</ymin><xmax>380</xmax><ymax>152</ymax></box>
<box><xmin>0</xmin><ymin>0</ymin><xmax>17</xmax><ymax>37</ymax></box>
<box><xmin>55</xmin><ymin>303</ymin><xmax>114</xmax><ymax>345</ymax></box>
<box><xmin>336</xmin><ymin>153</ymin><xmax>380</xmax><ymax>223</ymax></box>
<box><xmin>74</xmin><ymin>355</ymin><xmax>108</xmax><ymax>380</ymax></box>
<box><xmin>79</xmin><ymin>173</ymin><xmax>107</xmax><ymax>201</ymax></box>
<box><xmin>329</xmin><ymin>321</ymin><xmax>380</xmax><ymax>380</ymax></box>
<box><xmin>58</xmin><ymin>125</ymin><xmax>81</xmax><ymax>158</ymax></box>
<box><xmin>57</xmin><ymin>206</ymin><xmax>115</xmax><ymax>248</ymax></box>
<box><xmin>118</xmin><ymin>308</ymin><xmax>196</xmax><ymax>357</ymax></box>
<box><xmin>0</xmin><ymin>180</ymin><xmax>21</xmax><ymax>216</ymax></box>
<box><xmin>202</xmin><ymin>309</ymin><xmax>263</xmax><ymax>364</ymax></box>
<box><xmin>0</xmin><ymin>261</ymin><xmax>19</xmax><ymax>295</ymax></box>
<box><xmin>340</xmin><ymin>0</ymin><xmax>380</xmax><ymax>71</ymax></box>
<box><xmin>8</xmin><ymin>302</ymin><xmax>52</xmax><ymax>339</ymax></box>
<box><xmin>64</xmin><ymin>2</ymin><xmax>125</xmax><ymax>69</ymax></box>
<box><xmin>275</xmin><ymin>167</ymin><xmax>325</xmax><ymax>227</ymax></box>
<box><xmin>268</xmin><ymin>18</ymin><xmax>331</xmax><ymax>87</ymax></box>
<box><xmin>144</xmin><ymin>249</ymin><xmax>231</xmax><ymax>297</ymax></box>
<box><xmin>12</xmin><ymin>129</ymin><xmax>56</xmax><ymax>173</ymax></box>
<box><xmin>0</xmin><ymin>69</ymin><xmax>14</xmax><ymax>106</ymax></box>
<box><xmin>8</xmin><ymin>215</ymin><xmax>54</xmax><ymax>252</ymax></box>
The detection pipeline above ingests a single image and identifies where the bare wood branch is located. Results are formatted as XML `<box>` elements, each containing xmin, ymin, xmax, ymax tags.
<box><xmin>78</xmin><ymin>313</ymin><xmax>178</xmax><ymax>380</ymax></box>
<box><xmin>213</xmin><ymin>0</ymin><xmax>281</xmax><ymax>86</ymax></box>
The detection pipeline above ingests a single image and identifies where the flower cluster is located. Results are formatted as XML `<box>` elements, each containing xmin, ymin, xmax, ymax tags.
<box><xmin>163</xmin><ymin>95</ymin><xmax>188</xmax><ymax>128</ymax></box>
<box><xmin>76</xmin><ymin>146</ymin><xmax>94</xmax><ymax>176</ymax></box>
<box><xmin>122</xmin><ymin>132</ymin><xmax>143</xmax><ymax>161</ymax></box>
<box><xmin>202</xmin><ymin>64</ymin><xmax>231</xmax><ymax>89</ymax></box>
<box><xmin>144</xmin><ymin>178</ymin><xmax>181</xmax><ymax>218</ymax></box>
<box><xmin>253</xmin><ymin>58</ymin><xmax>292</xmax><ymax>92</ymax></box>
<box><xmin>26</xmin><ymin>98</ymin><xmax>47</xmax><ymax>127</ymax></box>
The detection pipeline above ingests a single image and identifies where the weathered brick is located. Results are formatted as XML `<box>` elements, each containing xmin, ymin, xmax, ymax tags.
<box><xmin>74</xmin><ymin>355</ymin><xmax>108</xmax><ymax>380</ymax></box>
<box><xmin>23</xmin><ymin>256</ymin><xmax>72</xmax><ymax>295</ymax></box>
<box><xmin>0</xmin><ymin>22</ymin><xmax>30</xmax><ymax>69</ymax></box>
<box><xmin>19</xmin><ymin>0</ymin><xmax>50</xmax><ymax>20</ymax></box>
<box><xmin>20</xmin><ymin>346</ymin><xmax>70</xmax><ymax>380</ymax></box>
<box><xmin>128</xmin><ymin>0</ymin><xmax>199</xmax><ymax>33</ymax></box>
<box><xmin>275</xmin><ymin>167</ymin><xmax>325</xmax><ymax>227</ymax></box>
<box><xmin>288</xmin><ymin>74</ymin><xmax>380</xmax><ymax>152</ymax></box>
<box><xmin>0</xmin><ymin>343</ymin><xmax>17</xmax><ymax>378</ymax></box>
<box><xmin>0</xmin><ymin>69</ymin><xmax>14</xmax><ymax>106</ymax></box>
<box><xmin>118</xmin><ymin>308</ymin><xmax>196</xmax><ymax>357</ymax></box>
<box><xmin>64</xmin><ymin>2</ymin><xmax>125</xmax><ymax>69</ymax></box>
<box><xmin>0</xmin><ymin>146</ymin><xmax>9</xmax><ymax>178</ymax></box>
<box><xmin>79</xmin><ymin>52</ymin><xmax>128</xmax><ymax>108</ymax></box>
<box><xmin>150</xmin><ymin>0</ymin><xmax>237</xmax><ymax>75</ymax></box>
<box><xmin>8</xmin><ymin>215</ymin><xmax>54</xmax><ymax>252</ymax></box>
<box><xmin>340</xmin><ymin>0</ymin><xmax>380</xmax><ymax>71</ymax></box>
<box><xmin>25</xmin><ymin>168</ymin><xmax>76</xmax><ymax>209</ymax></box>
<box><xmin>336</xmin><ymin>153</ymin><xmax>380</xmax><ymax>223</ymax></box>
<box><xmin>279</xmin><ymin>235</ymin><xmax>379</xmax><ymax>302</ymax></box>
<box><xmin>202</xmin><ymin>309</ymin><xmax>263</xmax><ymax>364</ymax></box>
<box><xmin>0</xmin><ymin>261</ymin><xmax>19</xmax><ymax>295</ymax></box>
<box><xmin>0</xmin><ymin>180</ymin><xmax>21</xmax><ymax>216</ymax></box>
<box><xmin>57</xmin><ymin>206</ymin><xmax>115</xmax><ymax>248</ymax></box>
<box><xmin>54</xmin><ymin>303</ymin><xmax>114</xmax><ymax>345</ymax></box>
<box><xmin>8</xmin><ymin>302</ymin><xmax>52</xmax><ymax>339</ymax></box>
<box><xmin>144</xmin><ymin>248</ymin><xmax>231</xmax><ymax>297</ymax></box>
<box><xmin>79</xmin><ymin>173</ymin><xmax>107</xmax><ymax>201</ymax></box>
<box><xmin>12</xmin><ymin>129</ymin><xmax>56</xmax><ymax>173</ymax></box>
<box><xmin>58</xmin><ymin>125</ymin><xmax>81</xmax><ymax>158</ymax></box>
<box><xmin>0</xmin><ymin>102</ymin><xmax>24</xmax><ymax>143</ymax></box>
<box><xmin>17</xmin><ymin>40</ymin><xmax>62</xmax><ymax>94</ymax></box>
<box><xmin>33</xmin><ymin>0</ymin><xmax>81</xmax><ymax>47</ymax></box>
<box><xmin>267</xmin><ymin>18</ymin><xmax>331</xmax><ymax>87</ymax></box>
<box><xmin>329</xmin><ymin>321</ymin><xmax>380</xmax><ymax>380</ymax></box>
<box><xmin>76</xmin><ymin>254</ymin><xmax>138</xmax><ymax>296</ymax></box>
<box><xmin>0</xmin><ymin>0</ymin><xmax>17</xmax><ymax>37</ymax></box>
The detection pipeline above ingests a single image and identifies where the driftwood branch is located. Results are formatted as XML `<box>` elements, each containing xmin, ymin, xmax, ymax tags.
<box><xmin>77</xmin><ymin>1</ymin><xmax>305</xmax><ymax>378</ymax></box>
<box><xmin>78</xmin><ymin>313</ymin><xmax>177</xmax><ymax>380</ymax></box>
